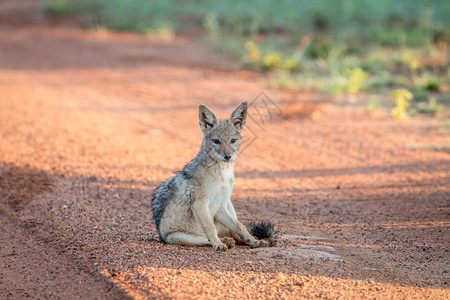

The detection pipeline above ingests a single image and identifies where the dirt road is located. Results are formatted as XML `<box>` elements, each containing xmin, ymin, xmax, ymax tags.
<box><xmin>1</xmin><ymin>2</ymin><xmax>449</xmax><ymax>299</ymax></box>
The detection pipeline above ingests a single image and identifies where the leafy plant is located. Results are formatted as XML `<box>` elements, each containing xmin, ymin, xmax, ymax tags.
<box><xmin>242</xmin><ymin>41</ymin><xmax>301</xmax><ymax>72</ymax></box>
<box><xmin>391</xmin><ymin>88</ymin><xmax>413</xmax><ymax>120</ymax></box>
<box><xmin>345</xmin><ymin>68</ymin><xmax>369</xmax><ymax>93</ymax></box>
<box><xmin>305</xmin><ymin>41</ymin><xmax>332</xmax><ymax>59</ymax></box>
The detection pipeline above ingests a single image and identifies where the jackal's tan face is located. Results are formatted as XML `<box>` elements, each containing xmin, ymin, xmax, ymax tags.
<box><xmin>199</xmin><ymin>102</ymin><xmax>248</xmax><ymax>162</ymax></box>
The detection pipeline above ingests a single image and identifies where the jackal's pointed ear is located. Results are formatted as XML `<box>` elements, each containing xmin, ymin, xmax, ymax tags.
<box><xmin>229</xmin><ymin>102</ymin><xmax>248</xmax><ymax>131</ymax></box>
<box><xmin>199</xmin><ymin>105</ymin><xmax>219</xmax><ymax>136</ymax></box>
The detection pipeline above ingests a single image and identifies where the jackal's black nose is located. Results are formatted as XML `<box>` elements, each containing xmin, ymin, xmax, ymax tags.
<box><xmin>223</xmin><ymin>154</ymin><xmax>232</xmax><ymax>161</ymax></box>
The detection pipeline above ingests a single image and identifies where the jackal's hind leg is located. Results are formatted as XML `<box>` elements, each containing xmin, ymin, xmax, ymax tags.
<box><xmin>165</xmin><ymin>232</ymin><xmax>210</xmax><ymax>246</ymax></box>
<box><xmin>165</xmin><ymin>232</ymin><xmax>229</xmax><ymax>251</ymax></box>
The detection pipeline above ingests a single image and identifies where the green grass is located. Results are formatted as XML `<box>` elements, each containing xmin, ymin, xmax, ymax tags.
<box><xmin>44</xmin><ymin>0</ymin><xmax>449</xmax><ymax>119</ymax></box>
<box><xmin>365</xmin><ymin>99</ymin><xmax>382</xmax><ymax>114</ymax></box>
<box><xmin>43</xmin><ymin>0</ymin><xmax>450</xmax><ymax>43</ymax></box>
<box><xmin>412</xmin><ymin>97</ymin><xmax>444</xmax><ymax>115</ymax></box>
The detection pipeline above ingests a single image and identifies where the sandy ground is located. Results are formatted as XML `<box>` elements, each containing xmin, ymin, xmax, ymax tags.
<box><xmin>0</xmin><ymin>1</ymin><xmax>449</xmax><ymax>299</ymax></box>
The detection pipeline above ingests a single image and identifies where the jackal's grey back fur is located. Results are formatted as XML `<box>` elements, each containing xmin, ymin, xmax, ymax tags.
<box><xmin>151</xmin><ymin>151</ymin><xmax>208</xmax><ymax>242</ymax></box>
<box><xmin>151</xmin><ymin>177</ymin><xmax>176</xmax><ymax>241</ymax></box>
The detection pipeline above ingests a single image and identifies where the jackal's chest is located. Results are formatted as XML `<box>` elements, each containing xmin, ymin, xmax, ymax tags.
<box><xmin>206</xmin><ymin>168</ymin><xmax>235</xmax><ymax>215</ymax></box>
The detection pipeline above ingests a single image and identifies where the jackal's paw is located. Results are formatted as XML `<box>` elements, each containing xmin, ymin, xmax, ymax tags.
<box><xmin>220</xmin><ymin>237</ymin><xmax>235</xmax><ymax>249</ymax></box>
<box><xmin>265</xmin><ymin>237</ymin><xmax>277</xmax><ymax>247</ymax></box>
<box><xmin>212</xmin><ymin>242</ymin><xmax>228</xmax><ymax>252</ymax></box>
<box><xmin>249</xmin><ymin>239</ymin><xmax>270</xmax><ymax>248</ymax></box>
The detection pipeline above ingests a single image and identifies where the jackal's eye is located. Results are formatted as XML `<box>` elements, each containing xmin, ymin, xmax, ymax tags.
<box><xmin>230</xmin><ymin>138</ymin><xmax>237</xmax><ymax>144</ymax></box>
<box><xmin>212</xmin><ymin>138</ymin><xmax>221</xmax><ymax>144</ymax></box>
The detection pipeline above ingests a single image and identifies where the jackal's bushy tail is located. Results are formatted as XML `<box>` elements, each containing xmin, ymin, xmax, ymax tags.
<box><xmin>248</xmin><ymin>220</ymin><xmax>278</xmax><ymax>241</ymax></box>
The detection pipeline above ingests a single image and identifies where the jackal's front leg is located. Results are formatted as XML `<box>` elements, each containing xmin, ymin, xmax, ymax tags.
<box><xmin>191</xmin><ymin>201</ymin><xmax>228</xmax><ymax>251</ymax></box>
<box><xmin>215</xmin><ymin>207</ymin><xmax>269</xmax><ymax>248</ymax></box>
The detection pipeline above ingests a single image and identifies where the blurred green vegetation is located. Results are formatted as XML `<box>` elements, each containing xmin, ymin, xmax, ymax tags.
<box><xmin>44</xmin><ymin>0</ymin><xmax>449</xmax><ymax>119</ymax></box>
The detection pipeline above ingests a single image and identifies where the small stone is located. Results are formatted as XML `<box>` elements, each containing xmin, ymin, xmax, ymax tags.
<box><xmin>276</xmin><ymin>273</ymin><xmax>287</xmax><ymax>281</ymax></box>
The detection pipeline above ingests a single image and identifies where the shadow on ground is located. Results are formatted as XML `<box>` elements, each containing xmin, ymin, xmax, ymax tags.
<box><xmin>1</xmin><ymin>161</ymin><xmax>448</xmax><ymax>299</ymax></box>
